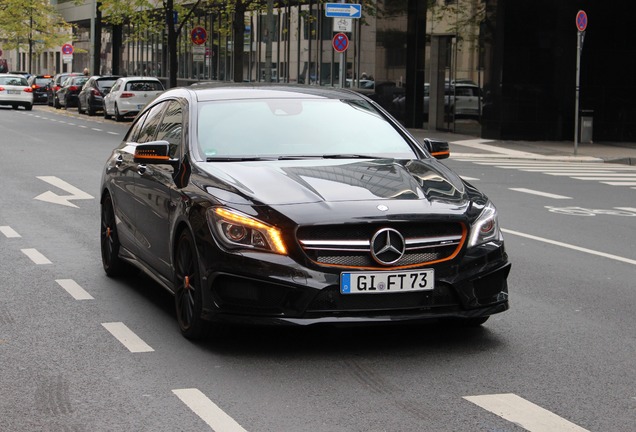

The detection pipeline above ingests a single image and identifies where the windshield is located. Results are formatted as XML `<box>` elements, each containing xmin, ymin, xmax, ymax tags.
<box><xmin>197</xmin><ymin>98</ymin><xmax>417</xmax><ymax>160</ymax></box>
<box><xmin>0</xmin><ymin>76</ymin><xmax>28</xmax><ymax>86</ymax></box>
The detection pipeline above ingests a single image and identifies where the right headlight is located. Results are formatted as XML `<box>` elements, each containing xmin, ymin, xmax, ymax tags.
<box><xmin>468</xmin><ymin>201</ymin><xmax>503</xmax><ymax>248</ymax></box>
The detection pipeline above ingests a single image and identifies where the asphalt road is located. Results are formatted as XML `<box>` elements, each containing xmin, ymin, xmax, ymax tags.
<box><xmin>1</xmin><ymin>105</ymin><xmax>634</xmax><ymax>432</ymax></box>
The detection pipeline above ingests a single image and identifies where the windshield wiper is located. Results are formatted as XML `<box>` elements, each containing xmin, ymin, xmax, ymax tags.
<box><xmin>276</xmin><ymin>154</ymin><xmax>380</xmax><ymax>160</ymax></box>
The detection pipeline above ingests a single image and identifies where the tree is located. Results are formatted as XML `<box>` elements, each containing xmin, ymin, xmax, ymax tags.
<box><xmin>0</xmin><ymin>0</ymin><xmax>74</xmax><ymax>72</ymax></box>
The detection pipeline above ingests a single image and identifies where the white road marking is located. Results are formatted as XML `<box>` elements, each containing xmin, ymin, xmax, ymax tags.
<box><xmin>573</xmin><ymin>177</ymin><xmax>636</xmax><ymax>181</ymax></box>
<box><xmin>91</xmin><ymin>128</ymin><xmax>103</xmax><ymax>132</ymax></box>
<box><xmin>107</xmin><ymin>131</ymin><xmax>119</xmax><ymax>135</ymax></box>
<box><xmin>101</xmin><ymin>322</ymin><xmax>154</xmax><ymax>353</ymax></box>
<box><xmin>601</xmin><ymin>181</ymin><xmax>636</xmax><ymax>186</ymax></box>
<box><xmin>34</xmin><ymin>176</ymin><xmax>94</xmax><ymax>208</ymax></box>
<box><xmin>172</xmin><ymin>388</ymin><xmax>248</xmax><ymax>432</ymax></box>
<box><xmin>21</xmin><ymin>248</ymin><xmax>52</xmax><ymax>264</ymax></box>
<box><xmin>464</xmin><ymin>393</ymin><xmax>589</xmax><ymax>432</ymax></box>
<box><xmin>502</xmin><ymin>229</ymin><xmax>636</xmax><ymax>266</ymax></box>
<box><xmin>460</xmin><ymin>176</ymin><xmax>480</xmax><ymax>181</ymax></box>
<box><xmin>56</xmin><ymin>279</ymin><xmax>94</xmax><ymax>300</ymax></box>
<box><xmin>0</xmin><ymin>226</ymin><xmax>21</xmax><ymax>238</ymax></box>
<box><xmin>616</xmin><ymin>207</ymin><xmax>636</xmax><ymax>213</ymax></box>
<box><xmin>509</xmin><ymin>188</ymin><xmax>571</xmax><ymax>199</ymax></box>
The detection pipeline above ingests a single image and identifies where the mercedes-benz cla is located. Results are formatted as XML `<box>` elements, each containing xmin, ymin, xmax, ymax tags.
<box><xmin>100</xmin><ymin>84</ymin><xmax>510</xmax><ymax>339</ymax></box>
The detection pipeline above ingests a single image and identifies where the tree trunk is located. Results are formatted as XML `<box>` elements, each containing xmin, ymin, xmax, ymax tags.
<box><xmin>232</xmin><ymin>2</ymin><xmax>246</xmax><ymax>83</ymax></box>
<box><xmin>166</xmin><ymin>0</ymin><xmax>178</xmax><ymax>88</ymax></box>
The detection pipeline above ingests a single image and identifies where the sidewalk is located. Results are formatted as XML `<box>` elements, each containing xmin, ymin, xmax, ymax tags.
<box><xmin>408</xmin><ymin>124</ymin><xmax>636</xmax><ymax>166</ymax></box>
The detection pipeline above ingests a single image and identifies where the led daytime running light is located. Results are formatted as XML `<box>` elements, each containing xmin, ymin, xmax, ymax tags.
<box><xmin>214</xmin><ymin>208</ymin><xmax>287</xmax><ymax>254</ymax></box>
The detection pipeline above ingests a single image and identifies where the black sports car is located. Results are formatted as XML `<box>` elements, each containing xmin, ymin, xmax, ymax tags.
<box><xmin>100</xmin><ymin>84</ymin><xmax>510</xmax><ymax>339</ymax></box>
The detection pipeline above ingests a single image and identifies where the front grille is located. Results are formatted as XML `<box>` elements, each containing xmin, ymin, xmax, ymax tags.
<box><xmin>297</xmin><ymin>222</ymin><xmax>465</xmax><ymax>269</ymax></box>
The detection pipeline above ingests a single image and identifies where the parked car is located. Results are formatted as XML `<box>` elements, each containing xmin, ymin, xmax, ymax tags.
<box><xmin>103</xmin><ymin>76</ymin><xmax>164</xmax><ymax>121</ymax></box>
<box><xmin>78</xmin><ymin>75</ymin><xmax>120</xmax><ymax>116</ymax></box>
<box><xmin>0</xmin><ymin>73</ymin><xmax>33</xmax><ymax>110</ymax></box>
<box><xmin>56</xmin><ymin>75</ymin><xmax>89</xmax><ymax>109</ymax></box>
<box><xmin>100</xmin><ymin>84</ymin><xmax>510</xmax><ymax>339</ymax></box>
<box><xmin>47</xmin><ymin>72</ymin><xmax>81</xmax><ymax>106</ymax></box>
<box><xmin>27</xmin><ymin>74</ymin><xmax>53</xmax><ymax>104</ymax></box>
<box><xmin>424</xmin><ymin>82</ymin><xmax>482</xmax><ymax>119</ymax></box>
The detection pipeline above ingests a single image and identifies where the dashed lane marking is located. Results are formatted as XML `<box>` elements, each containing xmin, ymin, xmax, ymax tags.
<box><xmin>172</xmin><ymin>388</ymin><xmax>248</xmax><ymax>432</ymax></box>
<box><xmin>56</xmin><ymin>279</ymin><xmax>94</xmax><ymax>300</ymax></box>
<box><xmin>0</xmin><ymin>226</ymin><xmax>21</xmax><ymax>238</ymax></box>
<box><xmin>464</xmin><ymin>393</ymin><xmax>590</xmax><ymax>432</ymax></box>
<box><xmin>21</xmin><ymin>248</ymin><xmax>52</xmax><ymax>264</ymax></box>
<box><xmin>101</xmin><ymin>322</ymin><xmax>154</xmax><ymax>353</ymax></box>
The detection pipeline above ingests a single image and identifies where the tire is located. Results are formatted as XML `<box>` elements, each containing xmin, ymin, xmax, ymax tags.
<box><xmin>78</xmin><ymin>100</ymin><xmax>84</xmax><ymax>114</ymax></box>
<box><xmin>11</xmin><ymin>104</ymin><xmax>18</xmax><ymax>110</ymax></box>
<box><xmin>174</xmin><ymin>230</ymin><xmax>207</xmax><ymax>340</ymax></box>
<box><xmin>100</xmin><ymin>194</ymin><xmax>134</xmax><ymax>277</ymax></box>
<box><xmin>87</xmin><ymin>105</ymin><xmax>95</xmax><ymax>116</ymax></box>
<box><xmin>103</xmin><ymin>105</ymin><xmax>111</xmax><ymax>119</ymax></box>
<box><xmin>114</xmin><ymin>104</ymin><xmax>124</xmax><ymax>122</ymax></box>
<box><xmin>54</xmin><ymin>96</ymin><xmax>61</xmax><ymax>109</ymax></box>
<box><xmin>24</xmin><ymin>104</ymin><xmax>32</xmax><ymax>111</ymax></box>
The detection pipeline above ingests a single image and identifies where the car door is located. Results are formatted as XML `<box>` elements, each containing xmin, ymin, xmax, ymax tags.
<box><xmin>132</xmin><ymin>100</ymin><xmax>184</xmax><ymax>279</ymax></box>
<box><xmin>104</xmin><ymin>79</ymin><xmax>122</xmax><ymax>115</ymax></box>
<box><xmin>107</xmin><ymin>109</ymin><xmax>152</xmax><ymax>256</ymax></box>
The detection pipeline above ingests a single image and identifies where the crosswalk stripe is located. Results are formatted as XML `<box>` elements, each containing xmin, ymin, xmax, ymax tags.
<box><xmin>464</xmin><ymin>393</ymin><xmax>590</xmax><ymax>432</ymax></box>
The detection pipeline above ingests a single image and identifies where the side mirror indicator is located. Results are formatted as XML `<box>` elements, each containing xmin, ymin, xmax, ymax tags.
<box><xmin>423</xmin><ymin>138</ymin><xmax>450</xmax><ymax>160</ymax></box>
<box><xmin>134</xmin><ymin>141</ymin><xmax>172</xmax><ymax>164</ymax></box>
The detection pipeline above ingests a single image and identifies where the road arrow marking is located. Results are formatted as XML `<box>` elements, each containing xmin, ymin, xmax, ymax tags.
<box><xmin>34</xmin><ymin>176</ymin><xmax>94</xmax><ymax>208</ymax></box>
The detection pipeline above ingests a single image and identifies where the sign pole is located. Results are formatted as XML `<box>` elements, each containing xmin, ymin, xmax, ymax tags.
<box><xmin>574</xmin><ymin>10</ymin><xmax>588</xmax><ymax>156</ymax></box>
<box><xmin>339</xmin><ymin>0</ymin><xmax>346</xmax><ymax>88</ymax></box>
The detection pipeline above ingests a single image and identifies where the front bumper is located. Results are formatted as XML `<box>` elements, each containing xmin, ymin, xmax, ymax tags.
<box><xmin>199</xmin><ymin>243</ymin><xmax>510</xmax><ymax>326</ymax></box>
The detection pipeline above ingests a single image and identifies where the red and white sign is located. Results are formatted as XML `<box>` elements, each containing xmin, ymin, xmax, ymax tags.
<box><xmin>61</xmin><ymin>43</ymin><xmax>74</xmax><ymax>55</ymax></box>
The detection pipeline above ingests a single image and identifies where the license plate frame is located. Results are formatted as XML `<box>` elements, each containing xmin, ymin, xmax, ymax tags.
<box><xmin>341</xmin><ymin>269</ymin><xmax>434</xmax><ymax>294</ymax></box>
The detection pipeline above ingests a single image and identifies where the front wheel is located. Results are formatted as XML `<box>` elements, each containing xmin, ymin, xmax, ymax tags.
<box><xmin>174</xmin><ymin>230</ymin><xmax>207</xmax><ymax>340</ymax></box>
<box><xmin>100</xmin><ymin>194</ymin><xmax>134</xmax><ymax>277</ymax></box>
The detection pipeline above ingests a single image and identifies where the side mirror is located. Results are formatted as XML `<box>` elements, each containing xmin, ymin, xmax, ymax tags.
<box><xmin>133</xmin><ymin>141</ymin><xmax>173</xmax><ymax>164</ymax></box>
<box><xmin>423</xmin><ymin>138</ymin><xmax>450</xmax><ymax>160</ymax></box>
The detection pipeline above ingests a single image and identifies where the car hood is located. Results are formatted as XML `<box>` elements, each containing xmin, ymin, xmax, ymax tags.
<box><xmin>197</xmin><ymin>158</ymin><xmax>472</xmax><ymax>209</ymax></box>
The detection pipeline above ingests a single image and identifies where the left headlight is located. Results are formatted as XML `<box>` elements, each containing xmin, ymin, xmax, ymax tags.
<box><xmin>207</xmin><ymin>207</ymin><xmax>287</xmax><ymax>255</ymax></box>
<box><xmin>467</xmin><ymin>201</ymin><xmax>503</xmax><ymax>248</ymax></box>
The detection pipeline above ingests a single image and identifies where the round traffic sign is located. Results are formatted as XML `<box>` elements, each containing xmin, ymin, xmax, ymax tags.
<box><xmin>191</xmin><ymin>26</ymin><xmax>207</xmax><ymax>45</ymax></box>
<box><xmin>332</xmin><ymin>32</ymin><xmax>349</xmax><ymax>53</ymax></box>
<box><xmin>576</xmin><ymin>10</ymin><xmax>588</xmax><ymax>32</ymax></box>
<box><xmin>61</xmin><ymin>43</ymin><xmax>74</xmax><ymax>55</ymax></box>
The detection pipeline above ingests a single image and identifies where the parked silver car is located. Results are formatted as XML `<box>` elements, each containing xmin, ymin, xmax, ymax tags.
<box><xmin>103</xmin><ymin>76</ymin><xmax>164</xmax><ymax>121</ymax></box>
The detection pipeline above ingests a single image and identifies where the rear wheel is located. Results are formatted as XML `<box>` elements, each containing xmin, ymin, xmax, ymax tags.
<box><xmin>87</xmin><ymin>104</ymin><xmax>95</xmax><ymax>116</ymax></box>
<box><xmin>174</xmin><ymin>230</ymin><xmax>207</xmax><ymax>340</ymax></box>
<box><xmin>103</xmin><ymin>105</ymin><xmax>111</xmax><ymax>119</ymax></box>
<box><xmin>78</xmin><ymin>100</ymin><xmax>84</xmax><ymax>114</ymax></box>
<box><xmin>114</xmin><ymin>104</ymin><xmax>123</xmax><ymax>122</ymax></box>
<box><xmin>100</xmin><ymin>194</ymin><xmax>134</xmax><ymax>277</ymax></box>
<box><xmin>24</xmin><ymin>104</ymin><xmax>32</xmax><ymax>111</ymax></box>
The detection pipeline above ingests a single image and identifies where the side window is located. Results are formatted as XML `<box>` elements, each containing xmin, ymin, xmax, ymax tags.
<box><xmin>155</xmin><ymin>100</ymin><xmax>183</xmax><ymax>158</ymax></box>
<box><xmin>125</xmin><ymin>111</ymin><xmax>150</xmax><ymax>143</ymax></box>
<box><xmin>136</xmin><ymin>103</ymin><xmax>167</xmax><ymax>143</ymax></box>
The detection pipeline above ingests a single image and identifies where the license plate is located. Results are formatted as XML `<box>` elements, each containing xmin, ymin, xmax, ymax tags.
<box><xmin>8</xmin><ymin>90</ymin><xmax>20</xmax><ymax>94</ymax></box>
<box><xmin>137</xmin><ymin>104</ymin><xmax>144</xmax><ymax>109</ymax></box>
<box><xmin>341</xmin><ymin>269</ymin><xmax>434</xmax><ymax>294</ymax></box>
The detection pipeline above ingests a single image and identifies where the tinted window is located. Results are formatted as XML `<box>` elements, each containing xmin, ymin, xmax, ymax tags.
<box><xmin>0</xmin><ymin>76</ymin><xmax>28</xmax><ymax>86</ymax></box>
<box><xmin>126</xmin><ymin>81</ymin><xmax>163</xmax><ymax>91</ymax></box>
<box><xmin>155</xmin><ymin>101</ymin><xmax>183</xmax><ymax>157</ymax></box>
<box><xmin>136</xmin><ymin>103</ymin><xmax>167</xmax><ymax>143</ymax></box>
<box><xmin>96</xmin><ymin>79</ymin><xmax>118</xmax><ymax>89</ymax></box>
<box><xmin>126</xmin><ymin>111</ymin><xmax>151</xmax><ymax>143</ymax></box>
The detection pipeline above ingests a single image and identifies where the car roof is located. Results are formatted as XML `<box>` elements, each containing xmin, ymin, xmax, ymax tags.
<box><xmin>2</xmin><ymin>74</ymin><xmax>27</xmax><ymax>79</ymax></box>
<box><xmin>170</xmin><ymin>83</ymin><xmax>367</xmax><ymax>103</ymax></box>
<box><xmin>118</xmin><ymin>76</ymin><xmax>162</xmax><ymax>82</ymax></box>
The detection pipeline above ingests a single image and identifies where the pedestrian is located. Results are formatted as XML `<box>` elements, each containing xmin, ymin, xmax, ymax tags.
<box><xmin>83</xmin><ymin>68</ymin><xmax>89</xmax><ymax>76</ymax></box>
